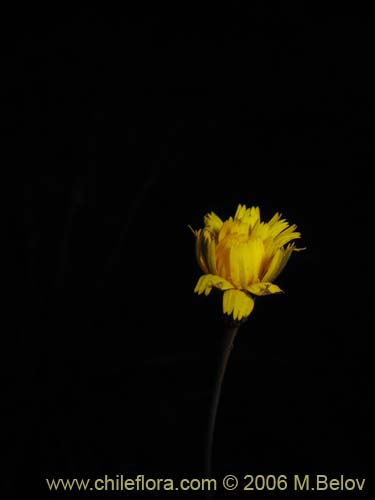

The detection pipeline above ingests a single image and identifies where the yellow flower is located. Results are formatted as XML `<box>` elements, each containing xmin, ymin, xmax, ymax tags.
<box><xmin>192</xmin><ymin>204</ymin><xmax>303</xmax><ymax>321</ymax></box>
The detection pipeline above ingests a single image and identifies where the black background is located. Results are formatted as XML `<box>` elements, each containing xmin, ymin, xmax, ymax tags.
<box><xmin>4</xmin><ymin>6</ymin><xmax>373</xmax><ymax>499</ymax></box>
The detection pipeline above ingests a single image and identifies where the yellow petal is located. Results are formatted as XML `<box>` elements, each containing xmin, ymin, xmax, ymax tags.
<box><xmin>218</xmin><ymin>218</ymin><xmax>234</xmax><ymax>242</ymax></box>
<box><xmin>247</xmin><ymin>282</ymin><xmax>283</xmax><ymax>296</ymax></box>
<box><xmin>268</xmin><ymin>218</ymin><xmax>290</xmax><ymax>238</ymax></box>
<box><xmin>244</xmin><ymin>238</ymin><xmax>265</xmax><ymax>284</ymax></box>
<box><xmin>261</xmin><ymin>247</ymin><xmax>284</xmax><ymax>282</ymax></box>
<box><xmin>274</xmin><ymin>224</ymin><xmax>301</xmax><ymax>247</ymax></box>
<box><xmin>227</xmin><ymin>239</ymin><xmax>263</xmax><ymax>288</ymax></box>
<box><xmin>215</xmin><ymin>237</ymin><xmax>231</xmax><ymax>281</ymax></box>
<box><xmin>251</xmin><ymin>221</ymin><xmax>269</xmax><ymax>240</ymax></box>
<box><xmin>248</xmin><ymin>206</ymin><xmax>261</xmax><ymax>228</ymax></box>
<box><xmin>234</xmin><ymin>204</ymin><xmax>246</xmax><ymax>220</ymax></box>
<box><xmin>234</xmin><ymin>204</ymin><xmax>260</xmax><ymax>228</ymax></box>
<box><xmin>195</xmin><ymin>229</ymin><xmax>209</xmax><ymax>273</ymax></box>
<box><xmin>194</xmin><ymin>274</ymin><xmax>233</xmax><ymax>296</ymax></box>
<box><xmin>195</xmin><ymin>229</ymin><xmax>218</xmax><ymax>274</ymax></box>
<box><xmin>204</xmin><ymin>231</ymin><xmax>218</xmax><ymax>274</ymax></box>
<box><xmin>204</xmin><ymin>211</ymin><xmax>223</xmax><ymax>234</ymax></box>
<box><xmin>223</xmin><ymin>289</ymin><xmax>255</xmax><ymax>321</ymax></box>
<box><xmin>269</xmin><ymin>243</ymin><xmax>296</xmax><ymax>281</ymax></box>
<box><xmin>268</xmin><ymin>212</ymin><xmax>282</xmax><ymax>225</ymax></box>
<box><xmin>228</xmin><ymin>245</ymin><xmax>241</xmax><ymax>287</ymax></box>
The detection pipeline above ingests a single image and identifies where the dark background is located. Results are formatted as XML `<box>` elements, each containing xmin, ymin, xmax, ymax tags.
<box><xmin>3</xmin><ymin>6</ymin><xmax>373</xmax><ymax>499</ymax></box>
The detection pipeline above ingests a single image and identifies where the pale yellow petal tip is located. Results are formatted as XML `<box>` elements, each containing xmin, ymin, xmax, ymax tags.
<box><xmin>194</xmin><ymin>275</ymin><xmax>209</xmax><ymax>295</ymax></box>
<box><xmin>188</xmin><ymin>224</ymin><xmax>197</xmax><ymax>236</ymax></box>
<box><xmin>247</xmin><ymin>282</ymin><xmax>284</xmax><ymax>296</ymax></box>
<box><xmin>204</xmin><ymin>211</ymin><xmax>223</xmax><ymax>232</ymax></box>
<box><xmin>234</xmin><ymin>203</ymin><xmax>245</xmax><ymax>217</ymax></box>
<box><xmin>194</xmin><ymin>274</ymin><xmax>233</xmax><ymax>296</ymax></box>
<box><xmin>287</xmin><ymin>241</ymin><xmax>306</xmax><ymax>252</ymax></box>
<box><xmin>223</xmin><ymin>289</ymin><xmax>254</xmax><ymax>321</ymax></box>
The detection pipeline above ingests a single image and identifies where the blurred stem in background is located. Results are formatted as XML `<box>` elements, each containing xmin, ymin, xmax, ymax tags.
<box><xmin>96</xmin><ymin>163</ymin><xmax>160</xmax><ymax>289</ymax></box>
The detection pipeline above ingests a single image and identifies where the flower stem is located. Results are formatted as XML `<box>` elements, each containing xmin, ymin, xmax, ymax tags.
<box><xmin>205</xmin><ymin>322</ymin><xmax>240</xmax><ymax>481</ymax></box>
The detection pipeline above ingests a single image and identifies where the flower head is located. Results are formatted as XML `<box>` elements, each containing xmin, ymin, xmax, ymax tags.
<box><xmin>192</xmin><ymin>204</ymin><xmax>303</xmax><ymax>321</ymax></box>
